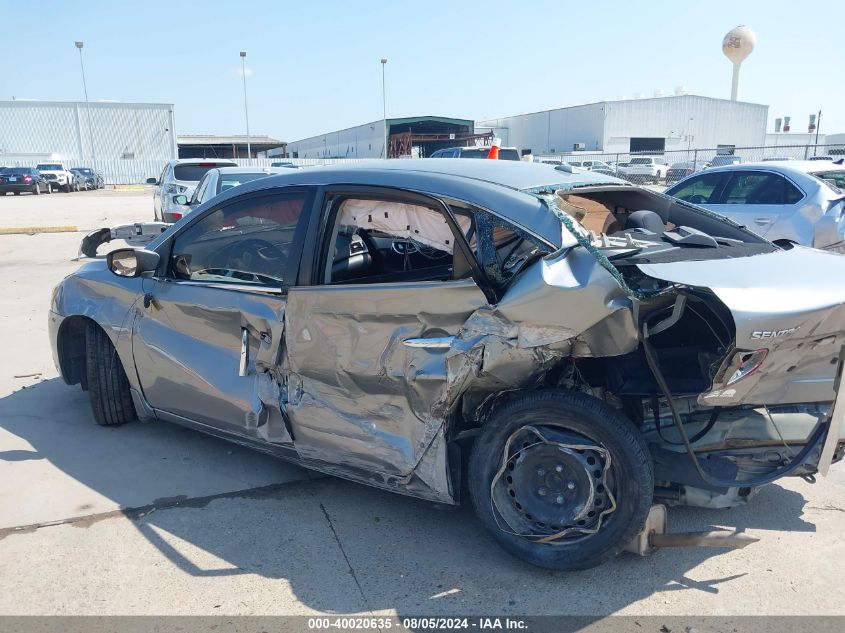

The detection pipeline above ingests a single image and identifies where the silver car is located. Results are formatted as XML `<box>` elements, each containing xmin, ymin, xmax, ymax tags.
<box><xmin>51</xmin><ymin>160</ymin><xmax>845</xmax><ymax>570</ymax></box>
<box><xmin>173</xmin><ymin>166</ymin><xmax>300</xmax><ymax>210</ymax></box>
<box><xmin>665</xmin><ymin>161</ymin><xmax>845</xmax><ymax>251</ymax></box>
<box><xmin>147</xmin><ymin>159</ymin><xmax>236</xmax><ymax>222</ymax></box>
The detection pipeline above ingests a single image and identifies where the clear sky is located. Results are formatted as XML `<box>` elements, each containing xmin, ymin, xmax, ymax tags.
<box><xmin>2</xmin><ymin>0</ymin><xmax>841</xmax><ymax>143</ymax></box>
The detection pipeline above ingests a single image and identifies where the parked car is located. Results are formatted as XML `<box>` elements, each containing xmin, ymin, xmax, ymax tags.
<box><xmin>0</xmin><ymin>167</ymin><xmax>52</xmax><ymax>195</ymax></box>
<box><xmin>665</xmin><ymin>160</ymin><xmax>710</xmax><ymax>185</ymax></box>
<box><xmin>270</xmin><ymin>161</ymin><xmax>301</xmax><ymax>169</ymax></box>
<box><xmin>174</xmin><ymin>166</ymin><xmax>298</xmax><ymax>210</ymax></box>
<box><xmin>72</xmin><ymin>167</ymin><xmax>104</xmax><ymax>189</ymax></box>
<box><xmin>36</xmin><ymin>163</ymin><xmax>76</xmax><ymax>192</ymax></box>
<box><xmin>430</xmin><ymin>146</ymin><xmax>521</xmax><ymax>160</ymax></box>
<box><xmin>809</xmin><ymin>155</ymin><xmax>835</xmax><ymax>162</ymax></box>
<box><xmin>664</xmin><ymin>161</ymin><xmax>845</xmax><ymax>250</ymax></box>
<box><xmin>618</xmin><ymin>156</ymin><xmax>669</xmax><ymax>183</ymax></box>
<box><xmin>707</xmin><ymin>155</ymin><xmax>742</xmax><ymax>168</ymax></box>
<box><xmin>53</xmin><ymin>159</ymin><xmax>845</xmax><ymax>570</ymax></box>
<box><xmin>762</xmin><ymin>156</ymin><xmax>795</xmax><ymax>162</ymax></box>
<box><xmin>70</xmin><ymin>168</ymin><xmax>95</xmax><ymax>191</ymax></box>
<box><xmin>147</xmin><ymin>159</ymin><xmax>237</xmax><ymax>222</ymax></box>
<box><xmin>566</xmin><ymin>160</ymin><xmax>615</xmax><ymax>176</ymax></box>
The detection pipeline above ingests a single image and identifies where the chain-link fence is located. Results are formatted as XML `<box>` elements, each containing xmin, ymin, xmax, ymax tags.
<box><xmin>535</xmin><ymin>143</ymin><xmax>845</xmax><ymax>186</ymax></box>
<box><xmin>3</xmin><ymin>144</ymin><xmax>845</xmax><ymax>186</ymax></box>
<box><xmin>0</xmin><ymin>157</ymin><xmax>369</xmax><ymax>186</ymax></box>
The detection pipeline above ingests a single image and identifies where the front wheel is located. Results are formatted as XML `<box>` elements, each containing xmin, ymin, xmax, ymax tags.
<box><xmin>468</xmin><ymin>390</ymin><xmax>653</xmax><ymax>571</ymax></box>
<box><xmin>85</xmin><ymin>322</ymin><xmax>136</xmax><ymax>426</ymax></box>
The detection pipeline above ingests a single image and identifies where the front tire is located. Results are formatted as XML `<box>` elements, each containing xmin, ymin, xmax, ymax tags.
<box><xmin>468</xmin><ymin>390</ymin><xmax>653</xmax><ymax>571</ymax></box>
<box><xmin>32</xmin><ymin>185</ymin><xmax>40</xmax><ymax>195</ymax></box>
<box><xmin>85</xmin><ymin>322</ymin><xmax>136</xmax><ymax>426</ymax></box>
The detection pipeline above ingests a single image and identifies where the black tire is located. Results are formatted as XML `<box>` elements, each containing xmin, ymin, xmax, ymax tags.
<box><xmin>84</xmin><ymin>322</ymin><xmax>136</xmax><ymax>426</ymax></box>
<box><xmin>63</xmin><ymin>182</ymin><xmax>71</xmax><ymax>193</ymax></box>
<box><xmin>47</xmin><ymin>183</ymin><xmax>53</xmax><ymax>194</ymax></box>
<box><xmin>14</xmin><ymin>191</ymin><xmax>20</xmax><ymax>195</ymax></box>
<box><xmin>468</xmin><ymin>390</ymin><xmax>653</xmax><ymax>571</ymax></box>
<box><xmin>33</xmin><ymin>184</ymin><xmax>40</xmax><ymax>195</ymax></box>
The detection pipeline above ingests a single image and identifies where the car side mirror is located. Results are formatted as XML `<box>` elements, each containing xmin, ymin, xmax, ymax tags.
<box><xmin>107</xmin><ymin>248</ymin><xmax>160</xmax><ymax>278</ymax></box>
<box><xmin>146</xmin><ymin>177</ymin><xmax>158</xmax><ymax>185</ymax></box>
<box><xmin>173</xmin><ymin>194</ymin><xmax>189</xmax><ymax>205</ymax></box>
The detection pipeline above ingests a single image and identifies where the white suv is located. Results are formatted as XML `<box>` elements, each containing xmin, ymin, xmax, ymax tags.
<box><xmin>36</xmin><ymin>163</ymin><xmax>76</xmax><ymax>192</ymax></box>
<box><xmin>147</xmin><ymin>159</ymin><xmax>236</xmax><ymax>222</ymax></box>
<box><xmin>619</xmin><ymin>156</ymin><xmax>669</xmax><ymax>184</ymax></box>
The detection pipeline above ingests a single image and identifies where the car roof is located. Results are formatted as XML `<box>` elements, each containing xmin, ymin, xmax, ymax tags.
<box><xmin>168</xmin><ymin>158</ymin><xmax>238</xmax><ymax>167</ymax></box>
<box><xmin>188</xmin><ymin>159</ymin><xmax>629</xmax><ymax>247</ymax></box>
<box><xmin>704</xmin><ymin>160</ymin><xmax>845</xmax><ymax>175</ymax></box>
<box><xmin>210</xmin><ymin>166</ymin><xmax>298</xmax><ymax>175</ymax></box>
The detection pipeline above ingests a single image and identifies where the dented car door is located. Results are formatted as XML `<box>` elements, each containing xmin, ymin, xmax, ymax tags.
<box><xmin>132</xmin><ymin>189</ymin><xmax>314</xmax><ymax>442</ymax></box>
<box><xmin>280</xmin><ymin>190</ymin><xmax>489</xmax><ymax>492</ymax></box>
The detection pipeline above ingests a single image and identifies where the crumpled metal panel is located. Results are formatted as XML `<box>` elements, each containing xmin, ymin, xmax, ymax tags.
<box><xmin>280</xmin><ymin>245</ymin><xmax>638</xmax><ymax>503</ymax></box>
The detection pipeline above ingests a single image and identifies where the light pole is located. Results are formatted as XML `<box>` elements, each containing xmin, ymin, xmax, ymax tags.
<box><xmin>75</xmin><ymin>41</ymin><xmax>96</xmax><ymax>170</ymax></box>
<box><xmin>380</xmin><ymin>58</ymin><xmax>388</xmax><ymax>159</ymax></box>
<box><xmin>814</xmin><ymin>109</ymin><xmax>822</xmax><ymax>155</ymax></box>
<box><xmin>686</xmin><ymin>117</ymin><xmax>694</xmax><ymax>164</ymax></box>
<box><xmin>240</xmin><ymin>51</ymin><xmax>251</xmax><ymax>160</ymax></box>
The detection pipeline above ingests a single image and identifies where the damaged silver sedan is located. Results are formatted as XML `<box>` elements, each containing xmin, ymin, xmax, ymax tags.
<box><xmin>50</xmin><ymin>160</ymin><xmax>845</xmax><ymax>570</ymax></box>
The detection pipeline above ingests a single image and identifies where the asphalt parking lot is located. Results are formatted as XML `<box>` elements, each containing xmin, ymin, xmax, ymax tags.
<box><xmin>1</xmin><ymin>189</ymin><xmax>844</xmax><ymax>619</ymax></box>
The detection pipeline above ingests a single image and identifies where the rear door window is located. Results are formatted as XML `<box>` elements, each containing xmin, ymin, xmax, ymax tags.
<box><xmin>720</xmin><ymin>172</ymin><xmax>804</xmax><ymax>205</ymax></box>
<box><xmin>324</xmin><ymin>196</ymin><xmax>464</xmax><ymax>284</ymax></box>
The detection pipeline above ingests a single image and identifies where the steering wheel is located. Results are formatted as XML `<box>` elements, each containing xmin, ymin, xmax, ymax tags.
<box><xmin>683</xmin><ymin>194</ymin><xmax>708</xmax><ymax>205</ymax></box>
<box><xmin>215</xmin><ymin>238</ymin><xmax>287</xmax><ymax>283</ymax></box>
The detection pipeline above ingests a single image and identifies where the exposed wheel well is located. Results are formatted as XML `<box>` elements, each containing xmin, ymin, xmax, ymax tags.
<box><xmin>57</xmin><ymin>315</ymin><xmax>96</xmax><ymax>387</ymax></box>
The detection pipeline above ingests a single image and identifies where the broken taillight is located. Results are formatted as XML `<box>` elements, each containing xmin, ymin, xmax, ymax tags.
<box><xmin>726</xmin><ymin>349</ymin><xmax>768</xmax><ymax>385</ymax></box>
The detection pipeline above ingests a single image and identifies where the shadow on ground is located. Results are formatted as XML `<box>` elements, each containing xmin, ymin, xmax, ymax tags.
<box><xmin>0</xmin><ymin>378</ymin><xmax>818</xmax><ymax>615</ymax></box>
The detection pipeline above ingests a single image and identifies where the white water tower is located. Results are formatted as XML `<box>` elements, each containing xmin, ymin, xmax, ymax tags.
<box><xmin>722</xmin><ymin>25</ymin><xmax>756</xmax><ymax>101</ymax></box>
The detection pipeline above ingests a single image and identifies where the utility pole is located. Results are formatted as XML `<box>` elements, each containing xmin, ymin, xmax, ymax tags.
<box><xmin>381</xmin><ymin>58</ymin><xmax>388</xmax><ymax>158</ymax></box>
<box><xmin>240</xmin><ymin>51</ymin><xmax>251</xmax><ymax>159</ymax></box>
<box><xmin>75</xmin><ymin>41</ymin><xmax>96</xmax><ymax>169</ymax></box>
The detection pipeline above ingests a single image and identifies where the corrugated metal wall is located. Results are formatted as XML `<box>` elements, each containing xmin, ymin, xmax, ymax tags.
<box><xmin>0</xmin><ymin>100</ymin><xmax>177</xmax><ymax>165</ymax></box>
<box><xmin>603</xmin><ymin>96</ymin><xmax>768</xmax><ymax>153</ymax></box>
<box><xmin>479</xmin><ymin>95</ymin><xmax>768</xmax><ymax>155</ymax></box>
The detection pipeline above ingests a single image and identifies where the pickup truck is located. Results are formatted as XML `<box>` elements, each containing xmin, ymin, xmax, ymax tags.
<box><xmin>618</xmin><ymin>156</ymin><xmax>669</xmax><ymax>184</ymax></box>
<box><xmin>36</xmin><ymin>163</ymin><xmax>76</xmax><ymax>192</ymax></box>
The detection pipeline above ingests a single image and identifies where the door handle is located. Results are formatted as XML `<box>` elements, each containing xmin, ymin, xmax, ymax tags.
<box><xmin>403</xmin><ymin>336</ymin><xmax>455</xmax><ymax>349</ymax></box>
<box><xmin>239</xmin><ymin>328</ymin><xmax>250</xmax><ymax>377</ymax></box>
<box><xmin>754</xmin><ymin>217</ymin><xmax>772</xmax><ymax>225</ymax></box>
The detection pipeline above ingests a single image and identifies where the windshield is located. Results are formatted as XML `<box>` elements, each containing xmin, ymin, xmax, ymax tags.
<box><xmin>36</xmin><ymin>164</ymin><xmax>62</xmax><ymax>171</ymax></box>
<box><xmin>217</xmin><ymin>172</ymin><xmax>274</xmax><ymax>194</ymax></box>
<box><xmin>174</xmin><ymin>164</ymin><xmax>234</xmax><ymax>182</ymax></box>
<box><xmin>812</xmin><ymin>170</ymin><xmax>845</xmax><ymax>191</ymax></box>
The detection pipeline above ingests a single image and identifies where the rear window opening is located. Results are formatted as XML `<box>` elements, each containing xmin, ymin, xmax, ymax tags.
<box><xmin>174</xmin><ymin>164</ymin><xmax>235</xmax><ymax>182</ymax></box>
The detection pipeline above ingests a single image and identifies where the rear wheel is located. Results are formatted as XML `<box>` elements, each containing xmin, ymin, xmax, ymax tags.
<box><xmin>63</xmin><ymin>182</ymin><xmax>71</xmax><ymax>193</ymax></box>
<box><xmin>468</xmin><ymin>390</ymin><xmax>653</xmax><ymax>571</ymax></box>
<box><xmin>84</xmin><ymin>322</ymin><xmax>136</xmax><ymax>426</ymax></box>
<box><xmin>32</xmin><ymin>185</ymin><xmax>40</xmax><ymax>195</ymax></box>
<box><xmin>13</xmin><ymin>191</ymin><xmax>20</xmax><ymax>195</ymax></box>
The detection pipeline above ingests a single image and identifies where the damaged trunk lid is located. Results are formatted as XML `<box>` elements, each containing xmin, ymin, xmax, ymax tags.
<box><xmin>637</xmin><ymin>246</ymin><xmax>845</xmax><ymax>407</ymax></box>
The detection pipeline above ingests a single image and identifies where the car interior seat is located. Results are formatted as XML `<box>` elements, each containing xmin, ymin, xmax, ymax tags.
<box><xmin>624</xmin><ymin>209</ymin><xmax>666</xmax><ymax>235</ymax></box>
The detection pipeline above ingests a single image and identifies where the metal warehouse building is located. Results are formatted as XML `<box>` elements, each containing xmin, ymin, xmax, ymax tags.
<box><xmin>0</xmin><ymin>100</ymin><xmax>177</xmax><ymax>180</ymax></box>
<box><xmin>286</xmin><ymin>116</ymin><xmax>488</xmax><ymax>159</ymax></box>
<box><xmin>478</xmin><ymin>95</ymin><xmax>768</xmax><ymax>156</ymax></box>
